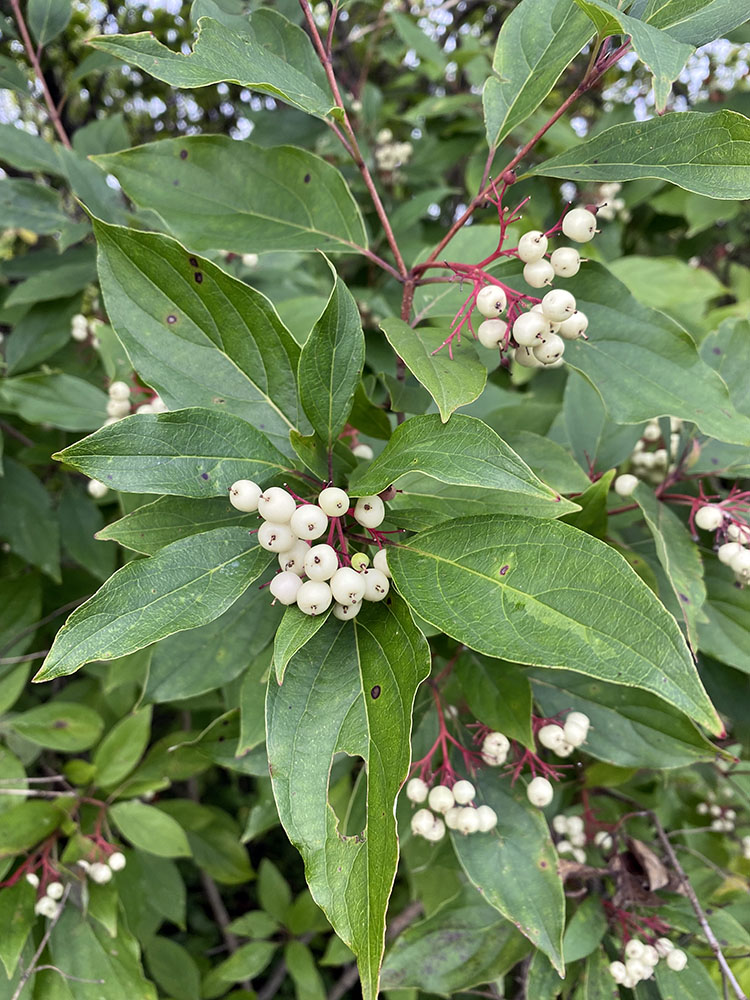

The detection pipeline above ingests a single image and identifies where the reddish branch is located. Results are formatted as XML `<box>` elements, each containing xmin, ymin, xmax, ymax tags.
<box><xmin>10</xmin><ymin>0</ymin><xmax>71</xmax><ymax>148</ymax></box>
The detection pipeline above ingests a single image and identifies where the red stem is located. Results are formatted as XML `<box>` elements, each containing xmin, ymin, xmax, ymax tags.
<box><xmin>10</xmin><ymin>0</ymin><xmax>71</xmax><ymax>149</ymax></box>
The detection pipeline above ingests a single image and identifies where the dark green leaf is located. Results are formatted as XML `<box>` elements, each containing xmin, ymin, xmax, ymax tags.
<box><xmin>0</xmin><ymin>374</ymin><xmax>107</xmax><ymax>432</ymax></box>
<box><xmin>390</xmin><ymin>515</ymin><xmax>721</xmax><ymax>733</ymax></box>
<box><xmin>0</xmin><ymin>179</ymin><xmax>68</xmax><ymax>234</ymax></box>
<box><xmin>54</xmin><ymin>408</ymin><xmax>290</xmax><ymax>497</ymax></box>
<box><xmin>28</xmin><ymin>0</ymin><xmax>72</xmax><ymax>45</ymax></box>
<box><xmin>0</xmin><ymin>461</ymin><xmax>57</xmax><ymax>580</ymax></box>
<box><xmin>562</xmin><ymin>897</ymin><xmax>607</xmax><ymax>962</ymax></box>
<box><xmin>503</xmin><ymin>430</ymin><xmax>591</xmax><ymax>495</ymax></box>
<box><xmin>298</xmin><ymin>272</ymin><xmax>365</xmax><ymax>447</ymax></box>
<box><xmin>145</xmin><ymin>937</ymin><xmax>201</xmax><ymax>1000</ymax></box>
<box><xmin>699</xmin><ymin>555</ymin><xmax>750</xmax><ymax>674</ymax></box>
<box><xmin>37</xmin><ymin>528</ymin><xmax>272</xmax><ymax>681</ymax></box>
<box><xmin>58</xmin><ymin>483</ymin><xmax>117</xmax><ymax>581</ymax></box>
<box><xmin>258</xmin><ymin>859</ymin><xmax>292</xmax><ymax>923</ymax></box>
<box><xmin>529</xmin><ymin>111</ymin><xmax>750</xmax><ymax>199</ymax></box>
<box><xmin>381</xmin><ymin>319</ymin><xmax>486</xmax><ymax>422</ymax></box>
<box><xmin>0</xmin><ymin>55</ymin><xmax>29</xmax><ymax>95</ymax></box>
<box><xmin>0</xmin><ymin>801</ymin><xmax>65</xmax><ymax>858</ymax></box>
<box><xmin>92</xmin><ymin>707</ymin><xmax>152</xmax><ymax>788</ymax></box>
<box><xmin>110</xmin><ymin>801</ymin><xmax>192</xmax><ymax>858</ymax></box>
<box><xmin>654</xmin><ymin>955</ymin><xmax>722</xmax><ymax>998</ymax></box>
<box><xmin>4</xmin><ymin>297</ymin><xmax>78</xmax><ymax>375</ymax></box>
<box><xmin>9</xmin><ymin>702</ymin><xmax>104</xmax><ymax>751</ymax></box>
<box><xmin>456</xmin><ymin>652</ymin><xmax>534</xmax><ymax>747</ymax></box>
<box><xmin>0</xmin><ymin>879</ymin><xmax>35</xmax><ymax>978</ymax></box>
<box><xmin>157</xmin><ymin>800</ymin><xmax>253</xmax><ymax>883</ymax></box>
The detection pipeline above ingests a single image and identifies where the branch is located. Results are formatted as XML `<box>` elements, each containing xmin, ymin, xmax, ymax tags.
<box><xmin>0</xmin><ymin>650</ymin><xmax>48</xmax><ymax>665</ymax></box>
<box><xmin>9</xmin><ymin>0</ymin><xmax>71</xmax><ymax>149</ymax></box>
<box><xmin>0</xmin><ymin>598</ymin><xmax>88</xmax><ymax>659</ymax></box>
<box><xmin>299</xmin><ymin>1</ymin><xmax>407</xmax><ymax>278</ymax></box>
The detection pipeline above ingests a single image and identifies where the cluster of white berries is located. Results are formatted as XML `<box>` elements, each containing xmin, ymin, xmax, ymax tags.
<box><xmin>78</xmin><ymin>850</ymin><xmax>126</xmax><ymax>883</ymax></box>
<box><xmin>406</xmin><ymin>777</ymin><xmax>498</xmax><ymax>841</ymax></box>
<box><xmin>596</xmin><ymin>182</ymin><xmax>629</xmax><ymax>223</ymax></box>
<box><xmin>374</xmin><ymin>129</ymin><xmax>413</xmax><ymax>173</ymax></box>
<box><xmin>553</xmin><ymin>814</ymin><xmax>613</xmax><ymax>863</ymax></box>
<box><xmin>615</xmin><ymin>419</ymin><xmax>683</xmax><ymax>495</ymax></box>
<box><xmin>229</xmin><ymin>482</ymin><xmax>391</xmax><ymax>620</ymax></box>
<box><xmin>715</xmin><ymin>519</ymin><xmax>750</xmax><ymax>586</ymax></box>
<box><xmin>696</xmin><ymin>800</ymin><xmax>737</xmax><ymax>832</ymax></box>
<box><xmin>70</xmin><ymin>312</ymin><xmax>96</xmax><ymax>344</ymax></box>
<box><xmin>27</xmin><ymin>852</ymin><xmax>126</xmax><ymax>919</ymax></box>
<box><xmin>480</xmin><ymin>730</ymin><xmax>511</xmax><ymax>766</ymax></box>
<box><xmin>537</xmin><ymin>711</ymin><xmax>590</xmax><ymax>758</ymax></box>
<box><xmin>609</xmin><ymin>938</ymin><xmax>687</xmax><ymax>988</ymax></box>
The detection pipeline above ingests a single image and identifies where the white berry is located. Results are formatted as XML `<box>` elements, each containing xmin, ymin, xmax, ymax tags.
<box><xmin>35</xmin><ymin>896</ymin><xmax>59</xmax><ymax>918</ymax></box>
<box><xmin>87</xmin><ymin>479</ymin><xmax>109</xmax><ymax>499</ymax></box>
<box><xmin>728</xmin><ymin>522</ymin><xmax>750</xmax><ymax>543</ymax></box>
<box><xmin>353</xmin><ymin>495</ymin><xmax>385</xmax><ymax>529</ymax></box>
<box><xmin>304</xmin><ymin>544</ymin><xmax>339</xmax><ymax>581</ymax></box>
<box><xmin>108</xmin><ymin>852</ymin><xmax>126</xmax><ymax>871</ymax></box>
<box><xmin>108</xmin><ymin>380</ymin><xmax>130</xmax><ymax>400</ymax></box>
<box><xmin>423</xmin><ymin>817</ymin><xmax>446</xmax><ymax>842</ymax></box>
<box><xmin>45</xmin><ymin>881</ymin><xmax>64</xmax><ymax>900</ymax></box>
<box><xmin>107</xmin><ymin>398</ymin><xmax>131</xmax><ymax>418</ymax></box>
<box><xmin>666</xmin><ymin>949</ymin><xmax>687</xmax><ymax>972</ymax></box>
<box><xmin>517</xmin><ymin>230</ymin><xmax>548</xmax><ymax>263</ymax></box>
<box><xmin>562</xmin><ymin>207</ymin><xmax>597</xmax><ymax>242</ymax></box>
<box><xmin>444</xmin><ymin>806</ymin><xmax>462</xmax><ymax>830</ymax></box>
<box><xmin>89</xmin><ymin>862</ymin><xmax>113</xmax><ymax>885</ymax></box>
<box><xmin>290</xmin><ymin>504</ymin><xmax>328</xmax><ymax>540</ymax></box>
<box><xmin>406</xmin><ymin>777</ymin><xmax>428</xmax><ymax>803</ymax></box>
<box><xmin>452</xmin><ymin>780</ymin><xmax>475</xmax><ymax>805</ymax></box>
<box><xmin>25</xmin><ymin>873</ymin><xmax>40</xmax><ymax>888</ymax></box>
<box><xmin>655</xmin><ymin>937</ymin><xmax>674</xmax><ymax>958</ymax></box>
<box><xmin>513</xmin><ymin>311</ymin><xmax>549</xmax><ymax>346</ymax></box>
<box><xmin>411</xmin><ymin>809</ymin><xmax>435</xmax><ymax>837</ymax></box>
<box><xmin>566</xmin><ymin>711</ymin><xmax>590</xmax><ymax>731</ymax></box>
<box><xmin>550</xmin><ymin>247</ymin><xmax>581</xmax><ymax>277</ymax></box>
<box><xmin>563</xmin><ymin>720</ymin><xmax>588</xmax><ymax>748</ymax></box>
<box><xmin>456</xmin><ymin>807</ymin><xmax>480</xmax><ymax>835</ymax></box>
<box><xmin>331</xmin><ymin>567</ymin><xmax>367</xmax><ymax>605</ymax></box>
<box><xmin>476</xmin><ymin>319</ymin><xmax>507</xmax><ymax>349</ymax></box>
<box><xmin>538</xmin><ymin>724</ymin><xmax>565</xmax><ymax>751</ymax></box>
<box><xmin>718</xmin><ymin>541</ymin><xmax>742</xmax><ymax>566</ymax></box>
<box><xmin>332</xmin><ymin>601</ymin><xmax>361</xmax><ymax>620</ymax></box>
<box><xmin>554</xmin><ymin>739</ymin><xmax>574</xmax><ymax>758</ymax></box>
<box><xmin>229</xmin><ymin>479</ymin><xmax>262</xmax><ymax>512</ymax></box>
<box><xmin>318</xmin><ymin>487</ymin><xmax>350</xmax><ymax>517</ymax></box>
<box><xmin>514</xmin><ymin>346</ymin><xmax>543</xmax><ymax>369</ymax></box>
<box><xmin>695</xmin><ymin>505</ymin><xmax>724</xmax><ymax>532</ymax></box>
<box><xmin>533</xmin><ymin>334</ymin><xmax>565</xmax><ymax>365</ymax></box>
<box><xmin>523</xmin><ymin>259</ymin><xmax>555</xmax><ymax>288</ymax></box>
<box><xmin>278</xmin><ymin>539</ymin><xmax>309</xmax><ymax>575</ymax></box>
<box><xmin>625</xmin><ymin>939</ymin><xmax>645</xmax><ymax>960</ymax></box>
<box><xmin>362</xmin><ymin>568</ymin><xmax>390</xmax><ymax>602</ymax></box>
<box><xmin>257</xmin><ymin>521</ymin><xmax>296</xmax><ymax>553</ymax></box>
<box><xmin>527</xmin><ymin>776</ymin><xmax>554</xmax><ymax>808</ymax></box>
<box><xmin>258</xmin><ymin>487</ymin><xmax>296</xmax><ymax>523</ymax></box>
<box><xmin>296</xmin><ymin>580</ymin><xmax>333</xmax><ymax>616</ymax></box>
<box><xmin>428</xmin><ymin>784</ymin><xmax>455</xmax><ymax>814</ymax></box>
<box><xmin>136</xmin><ymin>403</ymin><xmax>154</xmax><ymax>414</ymax></box>
<box><xmin>609</xmin><ymin>960</ymin><xmax>626</xmax><ymax>983</ymax></box>
<box><xmin>614</xmin><ymin>474</ymin><xmax>639</xmax><ymax>498</ymax></box>
<box><xmin>481</xmin><ymin>731</ymin><xmax>510</xmax><ymax>765</ymax></box>
<box><xmin>642</xmin><ymin>945</ymin><xmax>659</xmax><ymax>967</ymax></box>
<box><xmin>558</xmin><ymin>310</ymin><xmax>589</xmax><ymax>340</ymax></box>
<box><xmin>270</xmin><ymin>571</ymin><xmax>303</xmax><ymax>606</ymax></box>
<box><xmin>352</xmin><ymin>444</ymin><xmax>374</xmax><ymax>460</ymax></box>
<box><xmin>476</xmin><ymin>805</ymin><xmax>498</xmax><ymax>832</ymax></box>
<box><xmin>541</xmin><ymin>289</ymin><xmax>577</xmax><ymax>322</ymax></box>
<box><xmin>373</xmin><ymin>549</ymin><xmax>390</xmax><ymax>578</ymax></box>
<box><xmin>476</xmin><ymin>284</ymin><xmax>507</xmax><ymax>317</ymax></box>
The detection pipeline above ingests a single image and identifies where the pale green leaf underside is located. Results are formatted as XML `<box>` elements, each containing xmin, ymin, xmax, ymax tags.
<box><xmin>92</xmin><ymin>217</ymin><xmax>306</xmax><ymax>453</ymax></box>
<box><xmin>266</xmin><ymin>600</ymin><xmax>430</xmax><ymax>1000</ymax></box>
<box><xmin>272</xmin><ymin>606</ymin><xmax>332</xmax><ymax>684</ymax></box>
<box><xmin>574</xmin><ymin>0</ymin><xmax>694</xmax><ymax>111</ymax></box>
<box><xmin>389</xmin><ymin>515</ymin><xmax>720</xmax><ymax>733</ymax></box>
<box><xmin>54</xmin><ymin>408</ymin><xmax>290</xmax><ymax>497</ymax></box>
<box><xmin>381</xmin><ymin>319</ymin><xmax>486</xmax><ymax>422</ymax></box>
<box><xmin>93</xmin><ymin>136</ymin><xmax>366</xmax><ymax>254</ymax></box>
<box><xmin>643</xmin><ymin>0</ymin><xmax>750</xmax><ymax>45</ymax></box>
<box><xmin>36</xmin><ymin>527</ymin><xmax>272</xmax><ymax>681</ymax></box>
<box><xmin>483</xmin><ymin>0</ymin><xmax>593</xmax><ymax>148</ymax></box>
<box><xmin>451</xmin><ymin>773</ymin><xmax>565</xmax><ymax>973</ymax></box>
<box><xmin>529</xmin><ymin>111</ymin><xmax>750</xmax><ymax>199</ymax></box>
<box><xmin>349</xmin><ymin>413</ymin><xmax>564</xmax><ymax>515</ymax></box>
<box><xmin>90</xmin><ymin>13</ymin><xmax>334</xmax><ymax>117</ymax></box>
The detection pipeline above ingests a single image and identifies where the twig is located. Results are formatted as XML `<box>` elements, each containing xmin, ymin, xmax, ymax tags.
<box><xmin>0</xmin><ymin>650</ymin><xmax>48</xmax><ymax>665</ymax></box>
<box><xmin>257</xmin><ymin>932</ymin><xmax>316</xmax><ymax>1000</ymax></box>
<box><xmin>9</xmin><ymin>0</ymin><xmax>71</xmax><ymax>148</ymax></box>
<box><xmin>0</xmin><ymin>599</ymin><xmax>88</xmax><ymax>659</ymax></box>
<box><xmin>11</xmin><ymin>887</ymin><xmax>76</xmax><ymax>1000</ymax></box>
<box><xmin>651</xmin><ymin>812</ymin><xmax>748</xmax><ymax>1000</ymax></box>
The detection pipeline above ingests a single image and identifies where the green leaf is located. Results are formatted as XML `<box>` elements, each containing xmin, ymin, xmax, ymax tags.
<box><xmin>503</xmin><ymin>430</ymin><xmax>591</xmax><ymax>495</ymax></box>
<box><xmin>560</xmin><ymin>470</ymin><xmax>615</xmax><ymax>540</ymax></box>
<box><xmin>644</xmin><ymin>0</ymin><xmax>750</xmax><ymax>45</ymax></box>
<box><xmin>54</xmin><ymin>408</ymin><xmax>290</xmax><ymax>497</ymax></box>
<box><xmin>0</xmin><ymin>574</ymin><xmax>41</xmax><ymax>660</ymax></box>
<box><xmin>0</xmin><ymin>373</ymin><xmax>107</xmax><ymax>432</ymax></box>
<box><xmin>0</xmin><ymin>55</ymin><xmax>29</xmax><ymax>95</ymax></box>
<box><xmin>93</xmin><ymin>707</ymin><xmax>152</xmax><ymax>788</ymax></box>
<box><xmin>381</xmin><ymin>319</ymin><xmax>486</xmax><ymax>422</ymax></box>
<box><xmin>285</xmin><ymin>941</ymin><xmax>326</xmax><ymax>1000</ymax></box>
<box><xmin>258</xmin><ymin>859</ymin><xmax>292</xmax><ymax>923</ymax></box>
<box><xmin>388</xmin><ymin>474</ymin><xmax>579</xmax><ymax>520</ymax></box>
<box><xmin>91</xmin><ymin>217</ymin><xmax>307</xmax><ymax>451</ymax></box>
<box><xmin>0</xmin><ymin>459</ymin><xmax>59</xmax><ymax>581</ymax></box>
<box><xmin>36</xmin><ymin>527</ymin><xmax>272</xmax><ymax>681</ymax></box>
<box><xmin>145</xmin><ymin>937</ymin><xmax>201</xmax><ymax>1000</ymax></box>
<box><xmin>699</xmin><ymin>555</ymin><xmax>750</xmax><ymax>674</ymax></box>
<box><xmin>456</xmin><ymin>652</ymin><xmax>534</xmax><ymax>748</ymax></box>
<box><xmin>0</xmin><ymin>179</ymin><xmax>69</xmax><ymax>234</ymax></box>
<box><xmin>27</xmin><ymin>0</ymin><xmax>72</xmax><ymax>45</ymax></box>
<box><xmin>157</xmin><ymin>800</ymin><xmax>253</xmax><ymax>883</ymax></box>
<box><xmin>4</xmin><ymin>246</ymin><xmax>97</xmax><ymax>307</ymax></box>
<box><xmin>632</xmin><ymin>484</ymin><xmax>706</xmax><ymax>648</ymax></box>
<box><xmin>298</xmin><ymin>272</ymin><xmax>365</xmax><ymax>448</ymax></box>
<box><xmin>58</xmin><ymin>483</ymin><xmax>117</xmax><ymax>582</ymax></box>
<box><xmin>654</xmin><ymin>954</ymin><xmax>722</xmax><ymax>998</ymax></box>
<box><xmin>530</xmin><ymin>669</ymin><xmax>719</xmax><ymax>768</ymax></box>
<box><xmin>267</xmin><ymin>598</ymin><xmax>431</xmax><ymax>1000</ymax></box>
<box><xmin>451</xmin><ymin>772</ymin><xmax>565</xmax><ymax>972</ymax></box>
<box><xmin>381</xmin><ymin>888</ymin><xmax>529</xmax><ymax>994</ymax></box>
<box><xmin>9</xmin><ymin>703</ymin><xmax>104</xmax><ymax>751</ymax></box>
<box><xmin>529</xmin><ymin>111</ymin><xmax>750</xmax><ymax>199</ymax></box>
<box><xmin>110</xmin><ymin>801</ymin><xmax>192</xmax><ymax>858</ymax></box>
<box><xmin>0</xmin><ymin>801</ymin><xmax>65</xmax><ymax>858</ymax></box>
<box><xmin>577</xmin><ymin>949</ymin><xmax>614</xmax><ymax>999</ymax></box>
<box><xmin>389</xmin><ymin>514</ymin><xmax>721</xmax><ymax>733</ymax></box>
<box><xmin>272</xmin><ymin>605</ymin><xmax>332</xmax><ymax>683</ymax></box>
<box><xmin>557</xmin><ymin>263</ymin><xmax>750</xmax><ymax>446</ymax></box>
<box><xmin>562</xmin><ymin>897</ymin><xmax>607</xmax><ymax>962</ymax></box>
<box><xmin>483</xmin><ymin>0</ymin><xmax>593</xmax><ymax>147</ymax></box>
<box><xmin>573</xmin><ymin>0</ymin><xmax>693</xmax><ymax>111</ymax></box>
<box><xmin>97</xmin><ymin>495</ymin><xmax>257</xmax><ymax>555</ymax></box>
<box><xmin>349</xmin><ymin>413</ymin><xmax>566</xmax><ymax>516</ymax></box>
<box><xmin>93</xmin><ymin>136</ymin><xmax>366</xmax><ymax>254</ymax></box>
<box><xmin>0</xmin><ymin>122</ymin><xmax>65</xmax><ymax>175</ymax></box>
<box><xmin>526</xmin><ymin>951</ymin><xmax>565</xmax><ymax>999</ymax></box>
<box><xmin>0</xmin><ymin>879</ymin><xmax>35</xmax><ymax>978</ymax></box>
<box><xmin>209</xmin><ymin>941</ymin><xmax>277</xmax><ymax>987</ymax></box>
<box><xmin>90</xmin><ymin>9</ymin><xmax>334</xmax><ymax>117</ymax></box>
